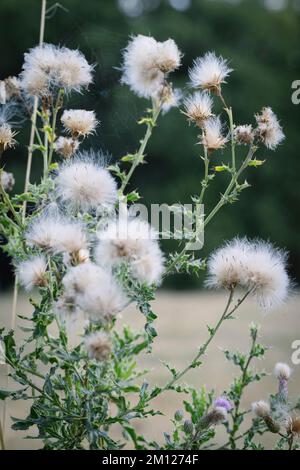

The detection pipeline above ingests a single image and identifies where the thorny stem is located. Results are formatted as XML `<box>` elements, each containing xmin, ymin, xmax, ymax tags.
<box><xmin>199</xmin><ymin>144</ymin><xmax>209</xmax><ymax>205</ymax></box>
<box><xmin>146</xmin><ymin>288</ymin><xmax>253</xmax><ymax>409</ymax></box>
<box><xmin>149</xmin><ymin>290</ymin><xmax>235</xmax><ymax>405</ymax></box>
<box><xmin>228</xmin><ymin>320</ymin><xmax>258</xmax><ymax>449</ymax></box>
<box><xmin>120</xmin><ymin>102</ymin><xmax>161</xmax><ymax>195</ymax></box>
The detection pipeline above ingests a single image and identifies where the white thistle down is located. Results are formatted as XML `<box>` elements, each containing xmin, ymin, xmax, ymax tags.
<box><xmin>61</xmin><ymin>110</ymin><xmax>98</xmax><ymax>138</ymax></box>
<box><xmin>274</xmin><ymin>363</ymin><xmax>291</xmax><ymax>381</ymax></box>
<box><xmin>234</xmin><ymin>124</ymin><xmax>254</xmax><ymax>145</ymax></box>
<box><xmin>183</xmin><ymin>91</ymin><xmax>213</xmax><ymax>127</ymax></box>
<box><xmin>255</xmin><ymin>107</ymin><xmax>285</xmax><ymax>150</ymax></box>
<box><xmin>55</xmin><ymin>136</ymin><xmax>79</xmax><ymax>159</ymax></box>
<box><xmin>16</xmin><ymin>255</ymin><xmax>48</xmax><ymax>291</ymax></box>
<box><xmin>242</xmin><ymin>240</ymin><xmax>290</xmax><ymax>310</ymax></box>
<box><xmin>202</xmin><ymin>116</ymin><xmax>228</xmax><ymax>151</ymax></box>
<box><xmin>0</xmin><ymin>171</ymin><xmax>15</xmax><ymax>191</ymax></box>
<box><xmin>25</xmin><ymin>213</ymin><xmax>88</xmax><ymax>256</ymax></box>
<box><xmin>252</xmin><ymin>401</ymin><xmax>271</xmax><ymax>418</ymax></box>
<box><xmin>121</xmin><ymin>35</ymin><xmax>182</xmax><ymax>98</ymax></box>
<box><xmin>55</xmin><ymin>157</ymin><xmax>118</xmax><ymax>212</ymax></box>
<box><xmin>189</xmin><ymin>52</ymin><xmax>233</xmax><ymax>93</ymax></box>
<box><xmin>20</xmin><ymin>43</ymin><xmax>93</xmax><ymax>96</ymax></box>
<box><xmin>0</xmin><ymin>123</ymin><xmax>17</xmax><ymax>150</ymax></box>
<box><xmin>85</xmin><ymin>331</ymin><xmax>111</xmax><ymax>362</ymax></box>
<box><xmin>95</xmin><ymin>218</ymin><xmax>164</xmax><ymax>285</ymax></box>
<box><xmin>206</xmin><ymin>238</ymin><xmax>290</xmax><ymax>310</ymax></box>
<box><xmin>62</xmin><ymin>262</ymin><xmax>127</xmax><ymax>321</ymax></box>
<box><xmin>205</xmin><ymin>238</ymin><xmax>250</xmax><ymax>290</ymax></box>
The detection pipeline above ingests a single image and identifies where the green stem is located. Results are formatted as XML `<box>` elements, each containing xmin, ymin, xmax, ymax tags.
<box><xmin>48</xmin><ymin>89</ymin><xmax>64</xmax><ymax>167</ymax></box>
<box><xmin>199</xmin><ymin>145</ymin><xmax>210</xmax><ymax>205</ymax></box>
<box><xmin>42</xmin><ymin>115</ymin><xmax>49</xmax><ymax>179</ymax></box>
<box><xmin>152</xmin><ymin>289</ymin><xmax>235</xmax><ymax>398</ymax></box>
<box><xmin>228</xmin><ymin>327</ymin><xmax>258</xmax><ymax>449</ymax></box>
<box><xmin>0</xmin><ymin>174</ymin><xmax>22</xmax><ymax>227</ymax></box>
<box><xmin>120</xmin><ymin>103</ymin><xmax>161</xmax><ymax>195</ymax></box>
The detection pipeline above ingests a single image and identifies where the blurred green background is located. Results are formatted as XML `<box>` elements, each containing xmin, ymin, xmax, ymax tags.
<box><xmin>0</xmin><ymin>0</ymin><xmax>300</xmax><ymax>289</ymax></box>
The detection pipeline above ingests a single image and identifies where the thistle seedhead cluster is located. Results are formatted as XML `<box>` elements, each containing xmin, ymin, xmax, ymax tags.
<box><xmin>20</xmin><ymin>43</ymin><xmax>93</xmax><ymax>96</ymax></box>
<box><xmin>121</xmin><ymin>34</ymin><xmax>182</xmax><ymax>113</ymax></box>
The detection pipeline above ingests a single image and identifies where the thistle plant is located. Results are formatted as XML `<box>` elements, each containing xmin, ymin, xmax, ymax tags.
<box><xmin>0</xmin><ymin>2</ymin><xmax>294</xmax><ymax>451</ymax></box>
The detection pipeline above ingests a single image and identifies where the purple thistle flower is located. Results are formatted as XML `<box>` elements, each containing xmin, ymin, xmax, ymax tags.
<box><xmin>213</xmin><ymin>396</ymin><xmax>232</xmax><ymax>412</ymax></box>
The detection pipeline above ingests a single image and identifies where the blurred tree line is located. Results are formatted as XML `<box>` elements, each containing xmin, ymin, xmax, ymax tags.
<box><xmin>0</xmin><ymin>0</ymin><xmax>299</xmax><ymax>289</ymax></box>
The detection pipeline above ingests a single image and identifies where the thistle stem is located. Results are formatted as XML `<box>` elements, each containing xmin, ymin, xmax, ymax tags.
<box><xmin>166</xmin><ymin>145</ymin><xmax>256</xmax><ymax>275</ymax></box>
<box><xmin>120</xmin><ymin>103</ymin><xmax>161</xmax><ymax>195</ymax></box>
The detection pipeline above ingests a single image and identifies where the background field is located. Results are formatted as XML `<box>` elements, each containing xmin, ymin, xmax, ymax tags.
<box><xmin>1</xmin><ymin>290</ymin><xmax>299</xmax><ymax>449</ymax></box>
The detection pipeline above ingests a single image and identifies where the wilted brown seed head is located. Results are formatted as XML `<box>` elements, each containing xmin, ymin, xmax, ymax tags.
<box><xmin>286</xmin><ymin>415</ymin><xmax>300</xmax><ymax>437</ymax></box>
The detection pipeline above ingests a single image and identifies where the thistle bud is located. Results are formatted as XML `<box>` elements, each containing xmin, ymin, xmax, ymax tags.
<box><xmin>183</xmin><ymin>420</ymin><xmax>194</xmax><ymax>435</ymax></box>
<box><xmin>174</xmin><ymin>410</ymin><xmax>184</xmax><ymax>422</ymax></box>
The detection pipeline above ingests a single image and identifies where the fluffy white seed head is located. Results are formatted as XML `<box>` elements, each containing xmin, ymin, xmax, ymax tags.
<box><xmin>274</xmin><ymin>363</ymin><xmax>291</xmax><ymax>381</ymax></box>
<box><xmin>61</xmin><ymin>110</ymin><xmax>98</xmax><ymax>138</ymax></box>
<box><xmin>95</xmin><ymin>218</ymin><xmax>164</xmax><ymax>285</ymax></box>
<box><xmin>55</xmin><ymin>157</ymin><xmax>118</xmax><ymax>212</ymax></box>
<box><xmin>56</xmin><ymin>47</ymin><xmax>93</xmax><ymax>93</ymax></box>
<box><xmin>155</xmin><ymin>39</ymin><xmax>182</xmax><ymax>73</ymax></box>
<box><xmin>189</xmin><ymin>52</ymin><xmax>233</xmax><ymax>93</ymax></box>
<box><xmin>242</xmin><ymin>241</ymin><xmax>290</xmax><ymax>310</ymax></box>
<box><xmin>0</xmin><ymin>123</ymin><xmax>17</xmax><ymax>150</ymax></box>
<box><xmin>20</xmin><ymin>44</ymin><xmax>93</xmax><ymax>96</ymax></box>
<box><xmin>206</xmin><ymin>238</ymin><xmax>290</xmax><ymax>311</ymax></box>
<box><xmin>85</xmin><ymin>331</ymin><xmax>111</xmax><ymax>362</ymax></box>
<box><xmin>202</xmin><ymin>116</ymin><xmax>227</xmax><ymax>152</ymax></box>
<box><xmin>206</xmin><ymin>238</ymin><xmax>250</xmax><ymax>290</ymax></box>
<box><xmin>255</xmin><ymin>107</ymin><xmax>285</xmax><ymax>150</ymax></box>
<box><xmin>55</xmin><ymin>136</ymin><xmax>79</xmax><ymax>158</ymax></box>
<box><xmin>234</xmin><ymin>124</ymin><xmax>254</xmax><ymax>145</ymax></box>
<box><xmin>16</xmin><ymin>255</ymin><xmax>48</xmax><ymax>291</ymax></box>
<box><xmin>252</xmin><ymin>400</ymin><xmax>271</xmax><ymax>418</ymax></box>
<box><xmin>25</xmin><ymin>213</ymin><xmax>87</xmax><ymax>255</ymax></box>
<box><xmin>121</xmin><ymin>35</ymin><xmax>182</xmax><ymax>98</ymax></box>
<box><xmin>62</xmin><ymin>262</ymin><xmax>127</xmax><ymax>321</ymax></box>
<box><xmin>0</xmin><ymin>171</ymin><xmax>15</xmax><ymax>191</ymax></box>
<box><xmin>183</xmin><ymin>91</ymin><xmax>213</xmax><ymax>127</ymax></box>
